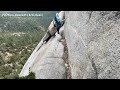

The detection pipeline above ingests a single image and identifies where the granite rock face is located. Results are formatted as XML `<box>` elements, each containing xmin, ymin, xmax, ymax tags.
<box><xmin>64</xmin><ymin>11</ymin><xmax>120</xmax><ymax>79</ymax></box>
<box><xmin>20</xmin><ymin>26</ymin><xmax>66</xmax><ymax>79</ymax></box>
<box><xmin>20</xmin><ymin>11</ymin><xmax>120</xmax><ymax>79</ymax></box>
<box><xmin>30</xmin><ymin>33</ymin><xmax>66</xmax><ymax>79</ymax></box>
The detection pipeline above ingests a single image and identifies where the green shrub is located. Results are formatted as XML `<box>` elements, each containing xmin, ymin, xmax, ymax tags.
<box><xmin>14</xmin><ymin>72</ymin><xmax>35</xmax><ymax>79</ymax></box>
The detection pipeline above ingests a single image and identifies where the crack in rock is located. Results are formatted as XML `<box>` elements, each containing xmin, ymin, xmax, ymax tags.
<box><xmin>91</xmin><ymin>60</ymin><xmax>98</xmax><ymax>79</ymax></box>
<box><xmin>61</xmin><ymin>39</ymin><xmax>72</xmax><ymax>79</ymax></box>
<box><xmin>86</xmin><ymin>11</ymin><xmax>93</xmax><ymax>24</ymax></box>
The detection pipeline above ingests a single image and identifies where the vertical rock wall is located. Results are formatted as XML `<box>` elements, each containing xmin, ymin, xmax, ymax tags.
<box><xmin>65</xmin><ymin>11</ymin><xmax>120</xmax><ymax>79</ymax></box>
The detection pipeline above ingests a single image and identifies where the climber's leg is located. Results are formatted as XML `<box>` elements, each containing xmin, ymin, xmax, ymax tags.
<box><xmin>56</xmin><ymin>27</ymin><xmax>59</xmax><ymax>34</ymax></box>
<box><xmin>42</xmin><ymin>31</ymin><xmax>51</xmax><ymax>43</ymax></box>
<box><xmin>45</xmin><ymin>34</ymin><xmax>52</xmax><ymax>42</ymax></box>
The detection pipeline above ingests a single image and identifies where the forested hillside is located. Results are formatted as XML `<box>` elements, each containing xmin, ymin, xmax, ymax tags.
<box><xmin>0</xmin><ymin>11</ymin><xmax>57</xmax><ymax>79</ymax></box>
<box><xmin>0</xmin><ymin>11</ymin><xmax>58</xmax><ymax>32</ymax></box>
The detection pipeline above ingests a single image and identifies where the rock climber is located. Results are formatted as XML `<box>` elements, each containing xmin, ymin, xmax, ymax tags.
<box><xmin>42</xmin><ymin>11</ymin><xmax>65</xmax><ymax>43</ymax></box>
<box><xmin>37</xmin><ymin>11</ymin><xmax>65</xmax><ymax>51</ymax></box>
